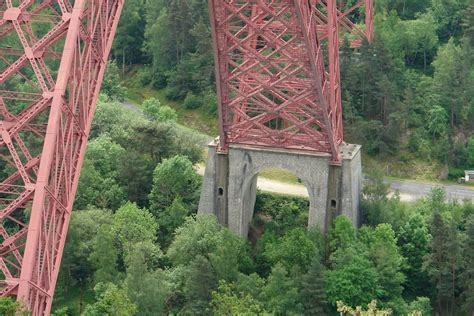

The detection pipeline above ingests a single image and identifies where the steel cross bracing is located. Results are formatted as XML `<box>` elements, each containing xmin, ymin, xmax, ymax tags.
<box><xmin>209</xmin><ymin>0</ymin><xmax>373</xmax><ymax>163</ymax></box>
<box><xmin>0</xmin><ymin>0</ymin><xmax>124</xmax><ymax>314</ymax></box>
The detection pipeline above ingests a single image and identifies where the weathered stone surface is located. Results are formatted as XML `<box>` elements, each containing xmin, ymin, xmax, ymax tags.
<box><xmin>198</xmin><ymin>140</ymin><xmax>362</xmax><ymax>237</ymax></box>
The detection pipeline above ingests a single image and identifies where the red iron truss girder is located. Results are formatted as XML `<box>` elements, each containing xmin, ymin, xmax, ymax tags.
<box><xmin>0</xmin><ymin>0</ymin><xmax>124</xmax><ymax>314</ymax></box>
<box><xmin>209</xmin><ymin>0</ymin><xmax>373</xmax><ymax>163</ymax></box>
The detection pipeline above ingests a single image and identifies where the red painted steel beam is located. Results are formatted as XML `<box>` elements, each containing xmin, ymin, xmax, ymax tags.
<box><xmin>0</xmin><ymin>0</ymin><xmax>124</xmax><ymax>315</ymax></box>
<box><xmin>209</xmin><ymin>0</ymin><xmax>373</xmax><ymax>163</ymax></box>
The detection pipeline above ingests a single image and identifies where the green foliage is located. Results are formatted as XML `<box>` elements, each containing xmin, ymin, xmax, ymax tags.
<box><xmin>211</xmin><ymin>281</ymin><xmax>267</xmax><ymax>315</ymax></box>
<box><xmin>328</xmin><ymin>216</ymin><xmax>358</xmax><ymax>257</ymax></box>
<box><xmin>156</xmin><ymin>196</ymin><xmax>190</xmax><ymax>247</ymax></box>
<box><xmin>234</xmin><ymin>273</ymin><xmax>266</xmax><ymax>299</ymax></box>
<box><xmin>125</xmin><ymin>243</ymin><xmax>169</xmax><ymax>315</ymax></box>
<box><xmin>167</xmin><ymin>215</ymin><xmax>222</xmax><ymax>265</ymax></box>
<box><xmin>167</xmin><ymin>215</ymin><xmax>253</xmax><ymax>277</ymax></box>
<box><xmin>51</xmin><ymin>306</ymin><xmax>69</xmax><ymax>316</ymax></box>
<box><xmin>254</xmin><ymin>192</ymin><xmax>309</xmax><ymax>232</ymax></box>
<box><xmin>202</xmin><ymin>89</ymin><xmax>218</xmax><ymax>115</ymax></box>
<box><xmin>149</xmin><ymin>155</ymin><xmax>200</xmax><ymax>215</ymax></box>
<box><xmin>398</xmin><ymin>214</ymin><xmax>432</xmax><ymax>300</ymax></box>
<box><xmin>90</xmin><ymin>97</ymin><xmax>147</xmax><ymax>142</ymax></box>
<box><xmin>102</xmin><ymin>62</ymin><xmax>126</xmax><ymax>101</ymax></box>
<box><xmin>427</xmin><ymin>105</ymin><xmax>449</xmax><ymax>137</ymax></box>
<box><xmin>300</xmin><ymin>256</ymin><xmax>328</xmax><ymax>315</ymax></box>
<box><xmin>0</xmin><ymin>297</ymin><xmax>29</xmax><ymax>316</ymax></box>
<box><xmin>261</xmin><ymin>263</ymin><xmax>303</xmax><ymax>315</ymax></box>
<box><xmin>111</xmin><ymin>202</ymin><xmax>158</xmax><ymax>256</ymax></box>
<box><xmin>408</xmin><ymin>297</ymin><xmax>433</xmax><ymax>316</ymax></box>
<box><xmin>183</xmin><ymin>92</ymin><xmax>203</xmax><ymax>109</ymax></box>
<box><xmin>86</xmin><ymin>98</ymin><xmax>204</xmax><ymax>208</ymax></box>
<box><xmin>359</xmin><ymin>224</ymin><xmax>406</xmax><ymax>311</ymax></box>
<box><xmin>83</xmin><ymin>283</ymin><xmax>137</xmax><ymax>316</ymax></box>
<box><xmin>326</xmin><ymin>254</ymin><xmax>381</xmax><ymax>308</ymax></box>
<box><xmin>400</xmin><ymin>13</ymin><xmax>438</xmax><ymax>70</ymax></box>
<box><xmin>462</xmin><ymin>215</ymin><xmax>474</xmax><ymax>314</ymax></box>
<box><xmin>378</xmin><ymin>0</ymin><xmax>431</xmax><ymax>19</ymax></box>
<box><xmin>56</xmin><ymin>209</ymin><xmax>113</xmax><ymax>307</ymax></box>
<box><xmin>90</xmin><ymin>226</ymin><xmax>119</xmax><ymax>284</ymax></box>
<box><xmin>76</xmin><ymin>136</ymin><xmax>127</xmax><ymax>210</ymax></box>
<box><xmin>431</xmin><ymin>0</ymin><xmax>467</xmax><ymax>40</ymax></box>
<box><xmin>423</xmin><ymin>199</ymin><xmax>462</xmax><ymax>316</ymax></box>
<box><xmin>113</xmin><ymin>0</ymin><xmax>146</xmax><ymax>65</ymax></box>
<box><xmin>209</xmin><ymin>229</ymin><xmax>247</xmax><ymax>281</ymax></box>
<box><xmin>75</xmin><ymin>159</ymin><xmax>126</xmax><ymax>210</ymax></box>
<box><xmin>362</xmin><ymin>168</ymin><xmax>409</xmax><ymax>229</ymax></box>
<box><xmin>142</xmin><ymin>97</ymin><xmax>178</xmax><ymax>122</ymax></box>
<box><xmin>263</xmin><ymin>228</ymin><xmax>317</xmax><ymax>272</ymax></box>
<box><xmin>181</xmin><ymin>255</ymin><xmax>217</xmax><ymax>315</ymax></box>
<box><xmin>144</xmin><ymin>0</ymin><xmax>213</xmax><ymax>99</ymax></box>
<box><xmin>142</xmin><ymin>97</ymin><xmax>161</xmax><ymax>119</ymax></box>
<box><xmin>337</xmin><ymin>300</ymin><xmax>392</xmax><ymax>316</ymax></box>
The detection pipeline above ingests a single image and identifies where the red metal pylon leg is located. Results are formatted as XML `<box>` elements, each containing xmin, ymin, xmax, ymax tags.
<box><xmin>209</xmin><ymin>0</ymin><xmax>373</xmax><ymax>163</ymax></box>
<box><xmin>0</xmin><ymin>1</ymin><xmax>124</xmax><ymax>314</ymax></box>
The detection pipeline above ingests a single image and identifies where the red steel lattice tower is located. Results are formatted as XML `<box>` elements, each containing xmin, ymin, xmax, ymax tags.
<box><xmin>0</xmin><ymin>0</ymin><xmax>123</xmax><ymax>314</ymax></box>
<box><xmin>209</xmin><ymin>0</ymin><xmax>373</xmax><ymax>163</ymax></box>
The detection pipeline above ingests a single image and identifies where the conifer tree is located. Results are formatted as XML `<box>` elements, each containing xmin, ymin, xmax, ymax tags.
<box><xmin>262</xmin><ymin>263</ymin><xmax>303</xmax><ymax>315</ymax></box>
<box><xmin>462</xmin><ymin>215</ymin><xmax>474</xmax><ymax>315</ymax></box>
<box><xmin>182</xmin><ymin>255</ymin><xmax>217</xmax><ymax>315</ymax></box>
<box><xmin>125</xmin><ymin>243</ymin><xmax>169</xmax><ymax>315</ymax></box>
<box><xmin>398</xmin><ymin>213</ymin><xmax>432</xmax><ymax>300</ymax></box>
<box><xmin>89</xmin><ymin>226</ymin><xmax>118</xmax><ymax>284</ymax></box>
<box><xmin>300</xmin><ymin>256</ymin><xmax>328</xmax><ymax>315</ymax></box>
<box><xmin>423</xmin><ymin>209</ymin><xmax>460</xmax><ymax>315</ymax></box>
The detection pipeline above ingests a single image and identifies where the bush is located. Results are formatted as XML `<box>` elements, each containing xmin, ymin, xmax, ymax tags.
<box><xmin>142</xmin><ymin>98</ymin><xmax>177</xmax><ymax>122</ymax></box>
<box><xmin>203</xmin><ymin>90</ymin><xmax>218</xmax><ymax>115</ymax></box>
<box><xmin>102</xmin><ymin>61</ymin><xmax>126</xmax><ymax>101</ymax></box>
<box><xmin>408</xmin><ymin>297</ymin><xmax>432</xmax><ymax>316</ymax></box>
<box><xmin>152</xmin><ymin>72</ymin><xmax>168</xmax><ymax>90</ymax></box>
<box><xmin>136</xmin><ymin>66</ymin><xmax>154</xmax><ymax>86</ymax></box>
<box><xmin>254</xmin><ymin>192</ymin><xmax>309</xmax><ymax>232</ymax></box>
<box><xmin>183</xmin><ymin>92</ymin><xmax>203</xmax><ymax>109</ymax></box>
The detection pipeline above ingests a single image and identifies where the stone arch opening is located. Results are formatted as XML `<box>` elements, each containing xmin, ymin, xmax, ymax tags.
<box><xmin>246</xmin><ymin>167</ymin><xmax>311</xmax><ymax>242</ymax></box>
<box><xmin>229</xmin><ymin>148</ymin><xmax>331</xmax><ymax>238</ymax></box>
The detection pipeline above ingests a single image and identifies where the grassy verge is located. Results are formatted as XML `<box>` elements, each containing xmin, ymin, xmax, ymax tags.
<box><xmin>259</xmin><ymin>168</ymin><xmax>300</xmax><ymax>184</ymax></box>
<box><xmin>363</xmin><ymin>152</ymin><xmax>444</xmax><ymax>182</ymax></box>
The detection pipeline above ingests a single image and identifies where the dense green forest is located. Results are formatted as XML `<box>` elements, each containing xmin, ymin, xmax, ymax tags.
<box><xmin>60</xmin><ymin>0</ymin><xmax>474</xmax><ymax>315</ymax></box>
<box><xmin>34</xmin><ymin>97</ymin><xmax>472</xmax><ymax>315</ymax></box>
<box><xmin>1</xmin><ymin>0</ymin><xmax>474</xmax><ymax>315</ymax></box>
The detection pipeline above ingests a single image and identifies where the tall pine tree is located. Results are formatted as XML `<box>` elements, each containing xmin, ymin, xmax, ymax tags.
<box><xmin>423</xmin><ymin>209</ymin><xmax>459</xmax><ymax>316</ymax></box>
<box><xmin>462</xmin><ymin>215</ymin><xmax>474</xmax><ymax>315</ymax></box>
<box><xmin>300</xmin><ymin>256</ymin><xmax>328</xmax><ymax>315</ymax></box>
<box><xmin>182</xmin><ymin>255</ymin><xmax>217</xmax><ymax>315</ymax></box>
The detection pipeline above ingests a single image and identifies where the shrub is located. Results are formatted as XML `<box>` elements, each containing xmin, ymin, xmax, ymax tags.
<box><xmin>183</xmin><ymin>92</ymin><xmax>203</xmax><ymax>109</ymax></box>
